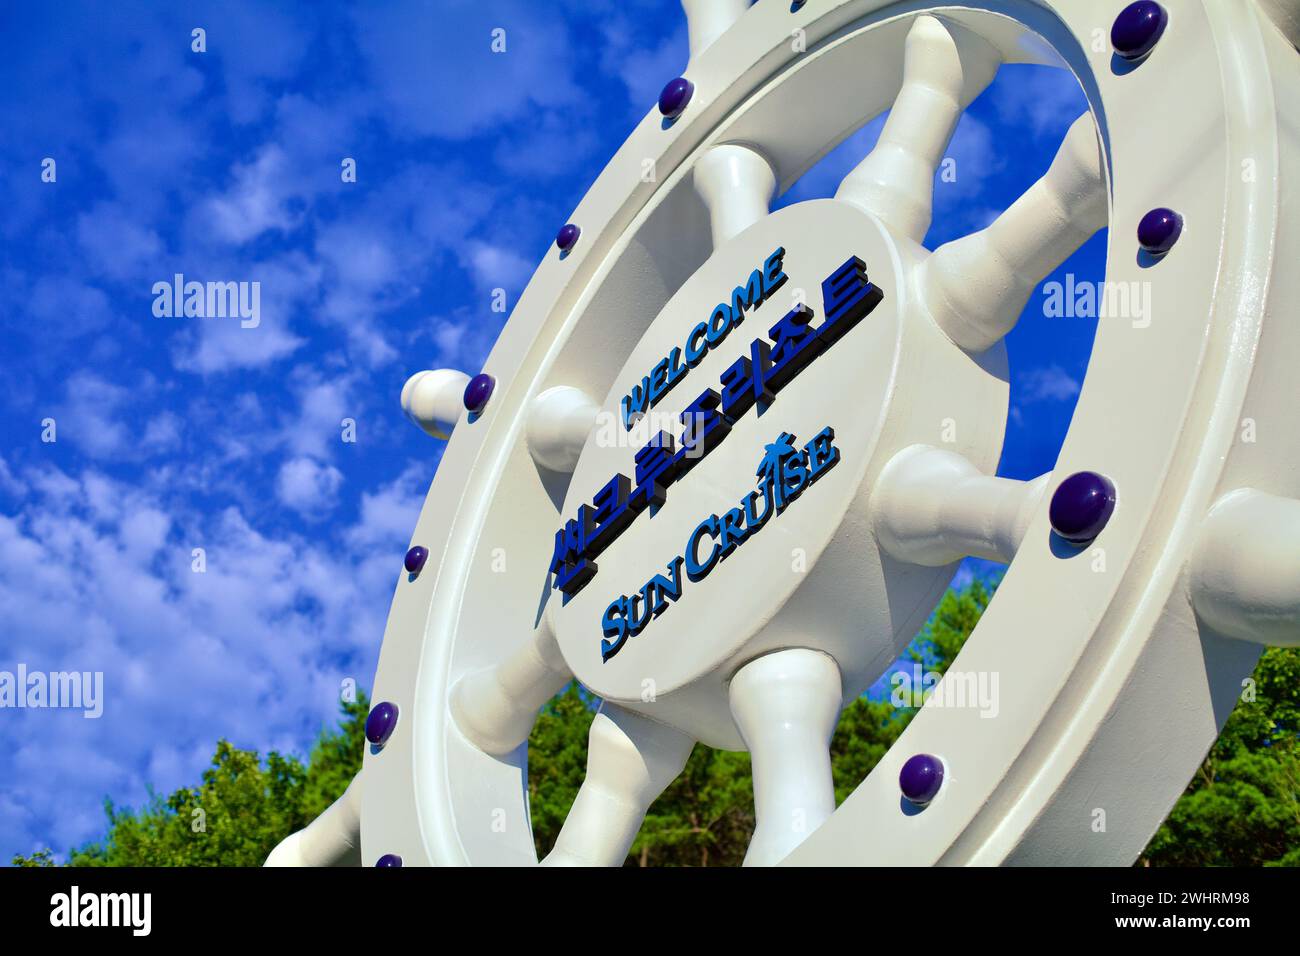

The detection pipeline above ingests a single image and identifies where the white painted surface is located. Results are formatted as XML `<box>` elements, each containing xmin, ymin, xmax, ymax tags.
<box><xmin>694</xmin><ymin>143</ymin><xmax>777</xmax><ymax>248</ymax></box>
<box><xmin>729</xmin><ymin>649</ymin><xmax>842</xmax><ymax>867</ymax></box>
<box><xmin>401</xmin><ymin>369</ymin><xmax>470</xmax><ymax>440</ymax></box>
<box><xmin>265</xmin><ymin>774</ymin><xmax>361</xmax><ymax>867</ymax></box>
<box><xmin>450</xmin><ymin>619</ymin><xmax>573</xmax><ymax>756</ymax></box>
<box><xmin>525</xmin><ymin>385</ymin><xmax>601</xmax><ymax>473</ymax></box>
<box><xmin>682</xmin><ymin>0</ymin><xmax>751</xmax><ymax>62</ymax></box>
<box><xmin>1190</xmin><ymin>489</ymin><xmax>1300</xmax><ymax>647</ymax></box>
<box><xmin>835</xmin><ymin>15</ymin><xmax>1000</xmax><ymax>241</ymax></box>
<box><xmin>872</xmin><ymin>445</ymin><xmax>1049</xmax><ymax>565</ymax></box>
<box><xmin>264</xmin><ymin>0</ymin><xmax>1300</xmax><ymax>869</ymax></box>
<box><xmin>920</xmin><ymin>110</ymin><xmax>1107</xmax><ymax>352</ymax></box>
<box><xmin>541</xmin><ymin>704</ymin><xmax>694</xmax><ymax>866</ymax></box>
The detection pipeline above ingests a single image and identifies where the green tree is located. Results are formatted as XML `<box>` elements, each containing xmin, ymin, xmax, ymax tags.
<box><xmin>632</xmin><ymin>746</ymin><xmax>755</xmax><ymax>866</ymax></box>
<box><xmin>12</xmin><ymin>692</ymin><xmax>368</xmax><ymax>867</ymax></box>
<box><xmin>525</xmin><ymin>683</ymin><xmax>597</xmax><ymax>853</ymax></box>
<box><xmin>829</xmin><ymin>580</ymin><xmax>993</xmax><ymax>806</ymax></box>
<box><xmin>11</xmin><ymin>848</ymin><xmax>54</xmax><ymax>867</ymax></box>
<box><xmin>524</xmin><ymin>582</ymin><xmax>994</xmax><ymax>865</ymax></box>
<box><xmin>525</xmin><ymin>685</ymin><xmax>757</xmax><ymax>866</ymax></box>
<box><xmin>15</xmin><ymin>582</ymin><xmax>1299</xmax><ymax>867</ymax></box>
<box><xmin>1140</xmin><ymin>646</ymin><xmax>1300</xmax><ymax>866</ymax></box>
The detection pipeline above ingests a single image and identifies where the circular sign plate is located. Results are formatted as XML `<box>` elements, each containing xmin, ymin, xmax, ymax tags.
<box><xmin>553</xmin><ymin>199</ymin><xmax>905</xmax><ymax>712</ymax></box>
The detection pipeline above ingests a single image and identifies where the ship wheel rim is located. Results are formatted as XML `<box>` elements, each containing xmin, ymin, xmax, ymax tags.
<box><xmin>343</xmin><ymin>0</ymin><xmax>1295</xmax><ymax>868</ymax></box>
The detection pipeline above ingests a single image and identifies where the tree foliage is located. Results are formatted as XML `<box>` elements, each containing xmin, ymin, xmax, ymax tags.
<box><xmin>13</xmin><ymin>692</ymin><xmax>369</xmax><ymax>867</ymax></box>
<box><xmin>1140</xmin><ymin>647</ymin><xmax>1300</xmax><ymax>866</ymax></box>
<box><xmin>12</xmin><ymin>582</ymin><xmax>1299</xmax><ymax>866</ymax></box>
<box><xmin>523</xmin><ymin>581</ymin><xmax>989</xmax><ymax>865</ymax></box>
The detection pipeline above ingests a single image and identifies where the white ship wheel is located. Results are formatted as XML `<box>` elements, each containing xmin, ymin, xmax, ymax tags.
<box><xmin>268</xmin><ymin>0</ymin><xmax>1300</xmax><ymax>867</ymax></box>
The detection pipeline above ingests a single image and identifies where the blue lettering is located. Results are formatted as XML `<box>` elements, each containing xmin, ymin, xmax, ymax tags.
<box><xmin>742</xmin><ymin>483</ymin><xmax>773</xmax><ymax>531</ymax></box>
<box><xmin>705</xmin><ymin>303</ymin><xmax>733</xmax><ymax>346</ymax></box>
<box><xmin>620</xmin><ymin>376</ymin><xmax>652</xmax><ymax>429</ymax></box>
<box><xmin>676</xmin><ymin>388</ymin><xmax>731</xmax><ymax>467</ymax></box>
<box><xmin>716</xmin><ymin>507</ymin><xmax>748</xmax><ymax>558</ymax></box>
<box><xmin>666</xmin><ymin>347</ymin><xmax>687</xmax><ymax>388</ymax></box>
<box><xmin>620</xmin><ymin>249</ymin><xmax>790</xmax><ymax>430</ymax></box>
<box><xmin>596</xmin><ymin>427</ymin><xmax>841</xmax><ymax>658</ymax></box>
<box><xmin>765</xmin><ymin>305</ymin><xmax>823</xmax><ymax>393</ymax></box>
<box><xmin>647</xmin><ymin>556</ymin><xmax>685</xmax><ymax>615</ymax></box>
<box><xmin>627</xmin><ymin>588</ymin><xmax>654</xmax><ymax>636</ymax></box>
<box><xmin>684</xmin><ymin>322</ymin><xmax>709</xmax><ymax>366</ymax></box>
<box><xmin>552</xmin><ymin>249</ymin><xmax>881</xmax><ymax>596</ymax></box>
<box><xmin>586</xmin><ymin>474</ymin><xmax>633</xmax><ymax>556</ymax></box>
<box><xmin>819</xmin><ymin>255</ymin><xmax>882</xmax><ymax>346</ymax></box>
<box><xmin>719</xmin><ymin>340</ymin><xmax>774</xmax><ymax>421</ymax></box>
<box><xmin>805</xmin><ymin>427</ymin><xmax>840</xmax><ymax>483</ymax></box>
<box><xmin>729</xmin><ymin>269</ymin><xmax>765</xmax><ymax>323</ymax></box>
<box><xmin>629</xmin><ymin>431</ymin><xmax>680</xmax><ymax>513</ymax></box>
<box><xmin>762</xmin><ymin>246</ymin><xmax>788</xmax><ymax>296</ymax></box>
<box><xmin>685</xmin><ymin>516</ymin><xmax>721</xmax><ymax>581</ymax></box>
<box><xmin>648</xmin><ymin>358</ymin><xmax>670</xmax><ymax>404</ymax></box>
<box><xmin>601</xmin><ymin>597</ymin><xmax>630</xmax><ymax>661</ymax></box>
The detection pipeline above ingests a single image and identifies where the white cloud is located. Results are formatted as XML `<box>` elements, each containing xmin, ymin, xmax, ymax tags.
<box><xmin>204</xmin><ymin>146</ymin><xmax>299</xmax><ymax>244</ymax></box>
<box><xmin>1019</xmin><ymin>364</ymin><xmax>1081</xmax><ymax>403</ymax></box>
<box><xmin>276</xmin><ymin>456</ymin><xmax>344</xmax><ymax>517</ymax></box>
<box><xmin>991</xmin><ymin>64</ymin><xmax>1088</xmax><ymax>141</ymax></box>
<box><xmin>75</xmin><ymin>202</ymin><xmax>165</xmax><ymax>284</ymax></box>
<box><xmin>599</xmin><ymin>19</ymin><xmax>689</xmax><ymax>121</ymax></box>
<box><xmin>172</xmin><ymin>253</ymin><xmax>313</xmax><ymax>374</ymax></box>
<box><xmin>316</xmin><ymin>225</ymin><xmax>400</xmax><ymax>289</ymax></box>
<box><xmin>458</xmin><ymin>240</ymin><xmax>534</xmax><ymax>298</ymax></box>
<box><xmin>281</xmin><ymin>375</ymin><xmax>355</xmax><ymax>460</ymax></box>
<box><xmin>349</xmin><ymin>0</ymin><xmax>583</xmax><ymax>140</ymax></box>
<box><xmin>53</xmin><ymin>371</ymin><xmax>135</xmax><ymax>461</ymax></box>
<box><xmin>141</xmin><ymin>411</ymin><xmax>183</xmax><ymax>452</ymax></box>
<box><xmin>932</xmin><ymin>112</ymin><xmax>1004</xmax><ymax>223</ymax></box>
<box><xmin>0</xmin><ymin>456</ymin><xmax>427</xmax><ymax>856</ymax></box>
<box><xmin>27</xmin><ymin>277</ymin><xmax>114</xmax><ymax>341</ymax></box>
<box><xmin>779</xmin><ymin>114</ymin><xmax>888</xmax><ymax>206</ymax></box>
<box><xmin>345</xmin><ymin>464</ymin><xmax>429</xmax><ymax>550</ymax></box>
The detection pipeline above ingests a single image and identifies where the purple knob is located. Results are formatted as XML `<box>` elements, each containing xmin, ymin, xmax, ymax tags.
<box><xmin>1137</xmin><ymin>207</ymin><xmax>1183</xmax><ymax>256</ymax></box>
<box><xmin>403</xmin><ymin>545</ymin><xmax>428</xmax><ymax>576</ymax></box>
<box><xmin>365</xmin><ymin>701</ymin><xmax>399</xmax><ymax>746</ymax></box>
<box><xmin>1050</xmin><ymin>471</ymin><xmax>1117</xmax><ymax>544</ymax></box>
<box><xmin>555</xmin><ymin>222</ymin><xmax>581</xmax><ymax>253</ymax></box>
<box><xmin>463</xmin><ymin>373</ymin><xmax>495</xmax><ymax>414</ymax></box>
<box><xmin>1111</xmin><ymin>1</ymin><xmax>1167</xmax><ymax>61</ymax></box>
<box><xmin>900</xmin><ymin>753</ymin><xmax>944</xmax><ymax>806</ymax></box>
<box><xmin>657</xmin><ymin>77</ymin><xmax>694</xmax><ymax>119</ymax></box>
<box><xmin>375</xmin><ymin>854</ymin><xmax>403</xmax><ymax>868</ymax></box>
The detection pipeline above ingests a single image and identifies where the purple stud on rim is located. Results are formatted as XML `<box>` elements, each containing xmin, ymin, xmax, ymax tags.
<box><xmin>555</xmin><ymin>222</ymin><xmax>580</xmax><ymax>253</ymax></box>
<box><xmin>1137</xmin><ymin>207</ymin><xmax>1183</xmax><ymax>256</ymax></box>
<box><xmin>657</xmin><ymin>76</ymin><xmax>694</xmax><ymax>119</ymax></box>
<box><xmin>463</xmin><ymin>373</ymin><xmax>495</xmax><ymax>414</ymax></box>
<box><xmin>899</xmin><ymin>753</ymin><xmax>945</xmax><ymax>806</ymax></box>
<box><xmin>1110</xmin><ymin>1</ymin><xmax>1167</xmax><ymax>61</ymax></box>
<box><xmin>375</xmin><ymin>854</ymin><xmax>403</xmax><ymax>868</ymax></box>
<box><xmin>365</xmin><ymin>701</ymin><xmax>399</xmax><ymax>746</ymax></box>
<box><xmin>1049</xmin><ymin>471</ymin><xmax>1117</xmax><ymax>544</ymax></box>
<box><xmin>403</xmin><ymin>545</ymin><xmax>428</xmax><ymax>576</ymax></box>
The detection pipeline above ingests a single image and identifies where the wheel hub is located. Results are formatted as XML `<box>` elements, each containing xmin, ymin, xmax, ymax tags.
<box><xmin>553</xmin><ymin>197</ymin><xmax>1004</xmax><ymax>747</ymax></box>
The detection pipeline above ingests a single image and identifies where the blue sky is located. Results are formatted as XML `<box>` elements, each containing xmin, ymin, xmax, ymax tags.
<box><xmin>0</xmin><ymin>0</ymin><xmax>1102</xmax><ymax>860</ymax></box>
